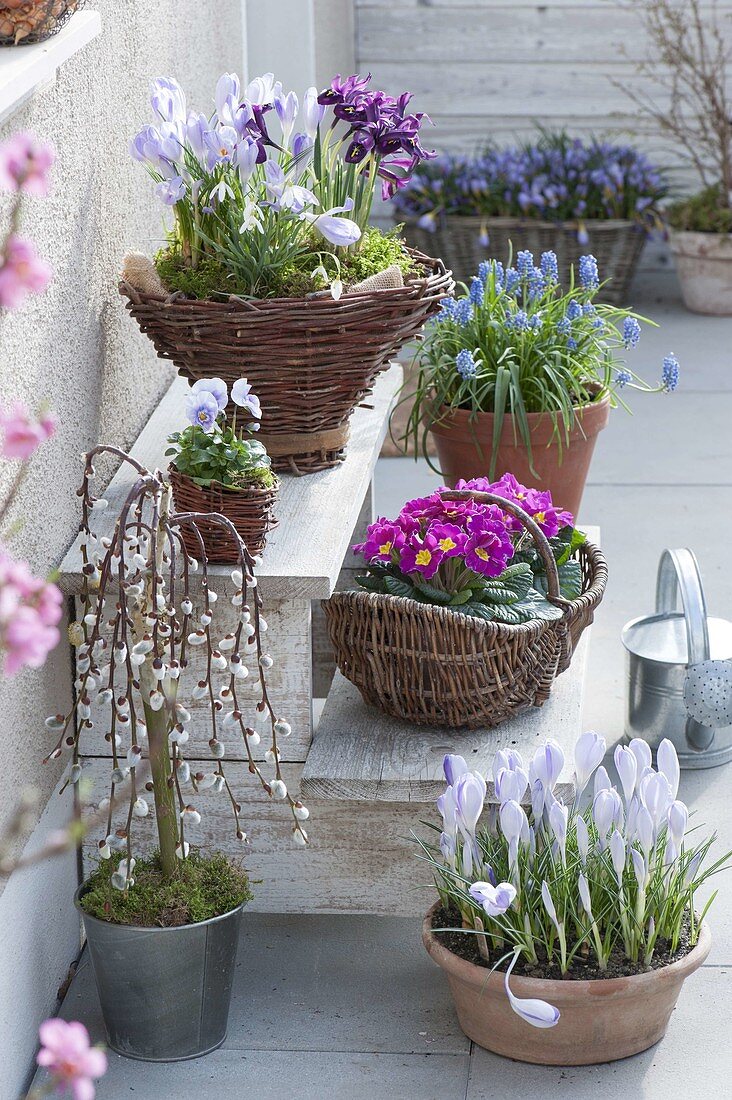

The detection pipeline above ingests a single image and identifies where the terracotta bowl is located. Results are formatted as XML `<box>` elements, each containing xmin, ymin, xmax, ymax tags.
<box><xmin>423</xmin><ymin>902</ymin><xmax>711</xmax><ymax>1065</ymax></box>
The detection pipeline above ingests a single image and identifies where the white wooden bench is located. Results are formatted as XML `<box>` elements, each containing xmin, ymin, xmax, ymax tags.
<box><xmin>59</xmin><ymin>369</ymin><xmax>596</xmax><ymax>916</ymax></box>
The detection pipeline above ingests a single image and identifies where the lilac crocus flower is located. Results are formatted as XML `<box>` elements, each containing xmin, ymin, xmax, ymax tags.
<box><xmin>578</xmin><ymin>872</ymin><xmax>593</xmax><ymax>915</ymax></box>
<box><xmin>541</xmin><ymin>881</ymin><xmax>561</xmax><ymax>935</ymax></box>
<box><xmin>530</xmin><ymin>740</ymin><xmax>564</xmax><ymax>792</ymax></box>
<box><xmin>592</xmin><ymin>787</ymin><xmax>622</xmax><ymax>843</ymax></box>
<box><xmin>275</xmin><ymin>91</ymin><xmax>299</xmax><ymax>147</ymax></box>
<box><xmin>204</xmin><ymin>126</ymin><xmax>238</xmax><ymax>165</ymax></box>
<box><xmin>614</xmin><ymin>744</ymin><xmax>637</xmax><ymax>803</ymax></box>
<box><xmin>191</xmin><ymin>377</ymin><xmax>228</xmax><ymax>412</ymax></box>
<box><xmin>302</xmin><ymin>86</ymin><xmax>325</xmax><ymax>140</ymax></box>
<box><xmin>443</xmin><ymin>753</ymin><xmax>469</xmax><ymax>787</ymax></box>
<box><xmin>593</xmin><ymin>764</ymin><xmax>611</xmax><ymax>797</ymax></box>
<box><xmin>576</xmin><ymin>813</ymin><xmax>589</xmax><ymax>864</ymax></box>
<box><xmin>155</xmin><ymin>176</ymin><xmax>186</xmax><ymax>205</ymax></box>
<box><xmin>636</xmin><ymin>803</ymin><xmax>654</xmax><ymax>857</ymax></box>
<box><xmin>657</xmin><ymin>738</ymin><xmax>680</xmax><ymax>799</ymax></box>
<box><xmin>185</xmin><ymin>390</ymin><xmax>219</xmax><ymax>433</ymax></box>
<box><xmin>215</xmin><ymin>73</ymin><xmax>241</xmax><ymax>119</ymax></box>
<box><xmin>235</xmin><ymin>137</ymin><xmax>260</xmax><ymax>186</ymax></box>
<box><xmin>610</xmin><ymin>829</ymin><xmax>626</xmax><ymax>885</ymax></box>
<box><xmin>454</xmin><ymin>772</ymin><xmax>486</xmax><ymax>836</ymax></box>
<box><xmin>494</xmin><ymin>766</ymin><xmax>529</xmax><ymax>806</ymax></box>
<box><xmin>469</xmin><ymin>880</ymin><xmax>516</xmax><ymax>917</ymax></box>
<box><xmin>573</xmin><ymin>730</ymin><xmax>606</xmax><ymax>794</ymax></box>
<box><xmin>231</xmin><ymin>379</ymin><xmax>262</xmax><ymax>418</ymax></box>
<box><xmin>629</xmin><ymin>737</ymin><xmax>652</xmax><ymax>775</ymax></box>
<box><xmin>667</xmin><ymin>799</ymin><xmax>688</xmax><ymax>848</ymax></box>
<box><xmin>548</xmin><ymin>801</ymin><xmax>568</xmax><ymax>863</ymax></box>
<box><xmin>150</xmin><ymin>77</ymin><xmax>187</xmax><ymax>124</ymax></box>
<box><xmin>639</xmin><ymin>771</ymin><xmax>672</xmax><ymax>829</ymax></box>
<box><xmin>631</xmin><ymin>847</ymin><xmax>647</xmax><ymax>890</ymax></box>
<box><xmin>244</xmin><ymin>72</ymin><xmax>282</xmax><ymax>106</ymax></box>
<box><xmin>302</xmin><ymin>199</ymin><xmax>362</xmax><ymax>247</ymax></box>
<box><xmin>505</xmin><ymin>951</ymin><xmax>560</xmax><ymax>1029</ymax></box>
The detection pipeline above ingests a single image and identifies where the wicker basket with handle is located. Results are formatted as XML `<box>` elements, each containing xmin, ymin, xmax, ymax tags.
<box><xmin>323</xmin><ymin>490</ymin><xmax>607</xmax><ymax>730</ymax></box>
<box><xmin>120</xmin><ymin>248</ymin><xmax>453</xmax><ymax>476</ymax></box>
<box><xmin>400</xmin><ymin>216</ymin><xmax>645</xmax><ymax>305</ymax></box>
<box><xmin>168</xmin><ymin>466</ymin><xmax>278</xmax><ymax>564</ymax></box>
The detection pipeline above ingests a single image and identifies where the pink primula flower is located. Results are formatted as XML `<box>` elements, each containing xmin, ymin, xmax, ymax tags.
<box><xmin>0</xmin><ymin>235</ymin><xmax>52</xmax><ymax>309</ymax></box>
<box><xmin>0</xmin><ymin>131</ymin><xmax>55</xmax><ymax>196</ymax></box>
<box><xmin>0</xmin><ymin>400</ymin><xmax>56</xmax><ymax>459</ymax></box>
<box><xmin>36</xmin><ymin>1019</ymin><xmax>108</xmax><ymax>1100</ymax></box>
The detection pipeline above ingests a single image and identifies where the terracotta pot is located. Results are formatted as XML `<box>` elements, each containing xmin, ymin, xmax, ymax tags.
<box><xmin>423</xmin><ymin>903</ymin><xmax>711</xmax><ymax>1065</ymax></box>
<box><xmin>669</xmin><ymin>229</ymin><xmax>732</xmax><ymax>315</ymax></box>
<box><xmin>428</xmin><ymin>397</ymin><xmax>611</xmax><ymax>516</ymax></box>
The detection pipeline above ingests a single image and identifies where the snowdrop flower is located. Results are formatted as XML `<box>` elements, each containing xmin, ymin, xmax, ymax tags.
<box><xmin>469</xmin><ymin>880</ymin><xmax>516</xmax><ymax>917</ymax></box>
<box><xmin>574</xmin><ymin>730</ymin><xmax>606</xmax><ymax>794</ymax></box>
<box><xmin>614</xmin><ymin>744</ymin><xmax>638</xmax><ymax>803</ymax></box>
<box><xmin>505</xmin><ymin>951</ymin><xmax>560</xmax><ymax>1029</ymax></box>
<box><xmin>657</xmin><ymin>738</ymin><xmax>680</xmax><ymax>800</ymax></box>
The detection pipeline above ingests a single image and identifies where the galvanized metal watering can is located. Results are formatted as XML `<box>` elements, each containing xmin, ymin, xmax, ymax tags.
<box><xmin>622</xmin><ymin>548</ymin><xmax>732</xmax><ymax>769</ymax></box>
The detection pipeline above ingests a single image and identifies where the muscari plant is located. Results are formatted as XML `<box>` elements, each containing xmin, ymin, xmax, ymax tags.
<box><xmin>402</xmin><ymin>249</ymin><xmax>680</xmax><ymax>476</ymax></box>
<box><xmin>392</xmin><ymin>130</ymin><xmax>667</xmax><ymax>244</ymax></box>
<box><xmin>130</xmin><ymin>71</ymin><xmax>434</xmax><ymax>299</ymax></box>
<box><xmin>353</xmin><ymin>473</ymin><xmax>584</xmax><ymax>625</ymax></box>
<box><xmin>166</xmin><ymin>376</ymin><xmax>275</xmax><ymax>491</ymax></box>
<box><xmin>418</xmin><ymin>732</ymin><xmax>729</xmax><ymax>1028</ymax></box>
<box><xmin>43</xmin><ymin>447</ymin><xmax>308</xmax><ymax>894</ymax></box>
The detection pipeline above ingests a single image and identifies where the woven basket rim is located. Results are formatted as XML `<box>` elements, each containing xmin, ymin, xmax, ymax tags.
<box><xmin>399</xmin><ymin>214</ymin><xmax>641</xmax><ymax>232</ymax></box>
<box><xmin>330</xmin><ymin>538</ymin><xmax>607</xmax><ymax>636</ymax></box>
<box><xmin>119</xmin><ymin>247</ymin><xmax>449</xmax><ymax>314</ymax></box>
<box><xmin>169</xmin><ymin>464</ymin><xmax>279</xmax><ymax>498</ymax></box>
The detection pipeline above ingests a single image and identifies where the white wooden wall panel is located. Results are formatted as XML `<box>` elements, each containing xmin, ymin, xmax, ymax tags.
<box><xmin>355</xmin><ymin>0</ymin><xmax>732</xmax><ymax>193</ymax></box>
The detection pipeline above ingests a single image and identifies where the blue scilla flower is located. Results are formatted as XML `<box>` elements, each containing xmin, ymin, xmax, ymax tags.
<box><xmin>557</xmin><ymin>316</ymin><xmax>572</xmax><ymax>336</ymax></box>
<box><xmin>540</xmin><ymin>251</ymin><xmax>559</xmax><ymax>282</ymax></box>
<box><xmin>516</xmin><ymin>250</ymin><xmax>535</xmax><ymax>278</ymax></box>
<box><xmin>456</xmin><ymin>349</ymin><xmax>478</xmax><ymax>379</ymax></box>
<box><xmin>469</xmin><ymin>276</ymin><xmax>484</xmax><ymax>306</ymax></box>
<box><xmin>579</xmin><ymin>254</ymin><xmax>599</xmax><ymax>289</ymax></box>
<box><xmin>454</xmin><ymin>298</ymin><xmax>474</xmax><ymax>325</ymax></box>
<box><xmin>623</xmin><ymin>316</ymin><xmax>642</xmax><ymax>348</ymax></box>
<box><xmin>436</xmin><ymin>297</ymin><xmax>457</xmax><ymax>323</ymax></box>
<box><xmin>567</xmin><ymin>298</ymin><xmax>582</xmax><ymax>321</ymax></box>
<box><xmin>615</xmin><ymin>369</ymin><xmax>633</xmax><ymax>389</ymax></box>
<box><xmin>661</xmin><ymin>353</ymin><xmax>680</xmax><ymax>392</ymax></box>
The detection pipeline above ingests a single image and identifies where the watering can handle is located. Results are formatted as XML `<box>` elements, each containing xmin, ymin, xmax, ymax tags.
<box><xmin>655</xmin><ymin>548</ymin><xmax>710</xmax><ymax>666</ymax></box>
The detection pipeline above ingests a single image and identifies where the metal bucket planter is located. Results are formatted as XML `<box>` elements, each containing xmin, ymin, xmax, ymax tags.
<box><xmin>622</xmin><ymin>548</ymin><xmax>732</xmax><ymax>768</ymax></box>
<box><xmin>75</xmin><ymin>886</ymin><xmax>244</xmax><ymax>1061</ymax></box>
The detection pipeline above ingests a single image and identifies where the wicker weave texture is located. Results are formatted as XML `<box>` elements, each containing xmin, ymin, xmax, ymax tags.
<box><xmin>169</xmin><ymin>467</ymin><xmax>278</xmax><ymax>564</ymax></box>
<box><xmin>323</xmin><ymin>538</ymin><xmax>607</xmax><ymax>730</ymax></box>
<box><xmin>400</xmin><ymin>217</ymin><xmax>645</xmax><ymax>305</ymax></box>
<box><xmin>0</xmin><ymin>0</ymin><xmax>82</xmax><ymax>45</ymax></box>
<box><xmin>120</xmin><ymin>250</ymin><xmax>453</xmax><ymax>474</ymax></box>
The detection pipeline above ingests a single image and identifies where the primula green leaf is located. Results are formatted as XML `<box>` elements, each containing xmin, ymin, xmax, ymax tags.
<box><xmin>413</xmin><ymin>578</ymin><xmax>453</xmax><ymax>605</ymax></box>
<box><xmin>448</xmin><ymin>588</ymin><xmax>474</xmax><ymax>606</ymax></box>
<box><xmin>384</xmin><ymin>575</ymin><xmax>415</xmax><ymax>599</ymax></box>
<box><xmin>459</xmin><ymin>601</ymin><xmax>496</xmax><ymax>621</ymax></box>
<box><xmin>356</xmin><ymin>575</ymin><xmax>386</xmax><ymax>594</ymax></box>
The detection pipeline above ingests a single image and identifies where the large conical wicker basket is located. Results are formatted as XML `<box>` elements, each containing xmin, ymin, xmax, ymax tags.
<box><xmin>400</xmin><ymin>216</ymin><xmax>645</xmax><ymax>305</ymax></box>
<box><xmin>323</xmin><ymin>490</ymin><xmax>607</xmax><ymax>730</ymax></box>
<box><xmin>120</xmin><ymin>249</ymin><xmax>452</xmax><ymax>475</ymax></box>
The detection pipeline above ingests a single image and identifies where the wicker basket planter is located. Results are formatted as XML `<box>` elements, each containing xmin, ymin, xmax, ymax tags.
<box><xmin>0</xmin><ymin>0</ymin><xmax>83</xmax><ymax>45</ymax></box>
<box><xmin>323</xmin><ymin>491</ymin><xmax>607</xmax><ymax>729</ymax></box>
<box><xmin>120</xmin><ymin>249</ymin><xmax>452</xmax><ymax>475</ymax></box>
<box><xmin>168</xmin><ymin>466</ymin><xmax>278</xmax><ymax>564</ymax></box>
<box><xmin>399</xmin><ymin>216</ymin><xmax>645</xmax><ymax>305</ymax></box>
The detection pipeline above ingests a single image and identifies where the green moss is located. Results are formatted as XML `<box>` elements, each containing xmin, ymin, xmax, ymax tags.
<box><xmin>666</xmin><ymin>186</ymin><xmax>732</xmax><ymax>234</ymax></box>
<box><xmin>229</xmin><ymin>466</ymin><xmax>277</xmax><ymax>491</ymax></box>
<box><xmin>79</xmin><ymin>851</ymin><xmax>252</xmax><ymax>927</ymax></box>
<box><xmin>154</xmin><ymin>226</ymin><xmax>418</xmax><ymax>302</ymax></box>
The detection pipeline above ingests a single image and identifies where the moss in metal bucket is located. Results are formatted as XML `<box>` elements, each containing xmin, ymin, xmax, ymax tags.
<box><xmin>80</xmin><ymin>851</ymin><xmax>252</xmax><ymax>928</ymax></box>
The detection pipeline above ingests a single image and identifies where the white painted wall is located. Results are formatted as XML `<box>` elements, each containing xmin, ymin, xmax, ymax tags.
<box><xmin>355</xmin><ymin>0</ymin><xmax>732</xmax><ymax>193</ymax></box>
<box><xmin>0</xmin><ymin>4</ymin><xmax>242</xmax><ymax>1094</ymax></box>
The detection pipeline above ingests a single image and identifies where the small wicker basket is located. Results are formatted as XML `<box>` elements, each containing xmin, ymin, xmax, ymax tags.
<box><xmin>400</xmin><ymin>216</ymin><xmax>645</xmax><ymax>305</ymax></box>
<box><xmin>120</xmin><ymin>248</ymin><xmax>453</xmax><ymax>475</ymax></box>
<box><xmin>0</xmin><ymin>0</ymin><xmax>83</xmax><ymax>46</ymax></box>
<box><xmin>323</xmin><ymin>490</ymin><xmax>607</xmax><ymax>730</ymax></box>
<box><xmin>168</xmin><ymin>467</ymin><xmax>278</xmax><ymax>564</ymax></box>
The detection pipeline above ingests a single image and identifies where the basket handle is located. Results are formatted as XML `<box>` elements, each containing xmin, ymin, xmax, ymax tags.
<box><xmin>440</xmin><ymin>489</ymin><xmax>565</xmax><ymax>604</ymax></box>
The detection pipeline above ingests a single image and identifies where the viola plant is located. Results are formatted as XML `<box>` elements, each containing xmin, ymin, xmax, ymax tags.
<box><xmin>419</xmin><ymin>733</ymin><xmax>729</xmax><ymax>1028</ymax></box>
<box><xmin>43</xmin><ymin>445</ymin><xmax>308</xmax><ymax>910</ymax></box>
<box><xmin>131</xmin><ymin>71</ymin><xmax>434</xmax><ymax>300</ymax></box>
<box><xmin>353</xmin><ymin>474</ymin><xmax>583</xmax><ymax>624</ymax></box>
<box><xmin>166</xmin><ymin>376</ymin><xmax>275</xmax><ymax>491</ymax></box>
<box><xmin>392</xmin><ymin>131</ymin><xmax>667</xmax><ymax>244</ymax></box>
<box><xmin>404</xmin><ymin>250</ymin><xmax>680</xmax><ymax>475</ymax></box>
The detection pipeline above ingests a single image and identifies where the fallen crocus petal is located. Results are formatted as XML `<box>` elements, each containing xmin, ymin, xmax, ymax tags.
<box><xmin>504</xmin><ymin>951</ymin><xmax>560</xmax><ymax>1029</ymax></box>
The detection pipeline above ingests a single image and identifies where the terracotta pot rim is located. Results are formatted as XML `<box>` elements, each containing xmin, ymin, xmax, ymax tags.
<box><xmin>422</xmin><ymin>901</ymin><xmax>712</xmax><ymax>998</ymax></box>
<box><xmin>430</xmin><ymin>393</ymin><xmax>611</xmax><ymax>425</ymax></box>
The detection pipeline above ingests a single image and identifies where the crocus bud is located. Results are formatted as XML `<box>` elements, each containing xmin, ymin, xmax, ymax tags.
<box><xmin>500</xmin><ymin>800</ymin><xmax>529</xmax><ymax>848</ymax></box>
<box><xmin>576</xmin><ymin>813</ymin><xmax>590</xmax><ymax>864</ymax></box>
<box><xmin>578</xmin><ymin>872</ymin><xmax>592</xmax><ymax>916</ymax></box>
<box><xmin>531</xmin><ymin>739</ymin><xmax>565</xmax><ymax>791</ymax></box>
<box><xmin>640</xmin><ymin>771</ymin><xmax>672</xmax><ymax>828</ymax></box>
<box><xmin>504</xmin><ymin>951</ymin><xmax>560</xmax><ymax>1029</ymax></box>
<box><xmin>443</xmin><ymin>753</ymin><xmax>468</xmax><ymax>787</ymax></box>
<box><xmin>574</xmin><ymin>731</ymin><xmax>606</xmax><ymax>794</ymax></box>
<box><xmin>657</xmin><ymin>739</ymin><xmax>680</xmax><ymax>801</ymax></box>
<box><xmin>631</xmin><ymin>847</ymin><xmax>647</xmax><ymax>890</ymax></box>
<box><xmin>614</xmin><ymin>745</ymin><xmax>638</xmax><ymax>803</ymax></box>
<box><xmin>629</xmin><ymin>737</ymin><xmax>652</xmax><ymax>775</ymax></box>
<box><xmin>549</xmin><ymin>802</ymin><xmax>568</xmax><ymax>863</ymax></box>
<box><xmin>592</xmin><ymin>788</ymin><xmax>622</xmax><ymax>843</ymax></box>
<box><xmin>454</xmin><ymin>772</ymin><xmax>487</xmax><ymax>835</ymax></box>
<box><xmin>541</xmin><ymin>881</ymin><xmax>561</xmax><ymax>935</ymax></box>
<box><xmin>667</xmin><ymin>800</ymin><xmax>688</xmax><ymax>848</ymax></box>
<box><xmin>593</xmin><ymin>765</ymin><xmax>611</xmax><ymax>798</ymax></box>
<box><xmin>609</xmin><ymin>829</ymin><xmax>626</xmax><ymax>885</ymax></box>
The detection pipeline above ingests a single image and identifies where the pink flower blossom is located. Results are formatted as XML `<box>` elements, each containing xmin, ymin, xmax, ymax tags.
<box><xmin>36</xmin><ymin>1019</ymin><xmax>107</xmax><ymax>1100</ymax></box>
<box><xmin>0</xmin><ymin>547</ymin><xmax>62</xmax><ymax>676</ymax></box>
<box><xmin>0</xmin><ymin>132</ymin><xmax>55</xmax><ymax>196</ymax></box>
<box><xmin>0</xmin><ymin>401</ymin><xmax>56</xmax><ymax>459</ymax></box>
<box><xmin>0</xmin><ymin>235</ymin><xmax>52</xmax><ymax>309</ymax></box>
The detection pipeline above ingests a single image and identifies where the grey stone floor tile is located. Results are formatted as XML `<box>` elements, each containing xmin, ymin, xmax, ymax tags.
<box><xmin>465</xmin><ymin>965</ymin><xmax>730</xmax><ymax>1100</ymax></box>
<box><xmin>48</xmin><ymin>916</ymin><xmax>470</xmax><ymax>1057</ymax></box>
<box><xmin>34</xmin><ymin>1048</ymin><xmax>471</xmax><ymax>1100</ymax></box>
